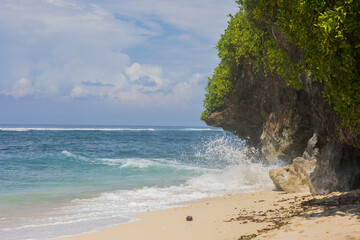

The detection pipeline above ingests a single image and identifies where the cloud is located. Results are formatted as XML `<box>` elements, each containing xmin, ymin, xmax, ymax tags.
<box><xmin>168</xmin><ymin>73</ymin><xmax>204</xmax><ymax>106</ymax></box>
<box><xmin>64</xmin><ymin>63</ymin><xmax>204</xmax><ymax>109</ymax></box>
<box><xmin>126</xmin><ymin>63</ymin><xmax>162</xmax><ymax>82</ymax></box>
<box><xmin>108</xmin><ymin>71</ymin><xmax>204</xmax><ymax>108</ymax></box>
<box><xmin>100</xmin><ymin>0</ymin><xmax>237</xmax><ymax>40</ymax></box>
<box><xmin>44</xmin><ymin>85</ymin><xmax>60</xmax><ymax>97</ymax></box>
<box><xmin>3</xmin><ymin>78</ymin><xmax>35</xmax><ymax>98</ymax></box>
<box><xmin>43</xmin><ymin>0</ymin><xmax>80</xmax><ymax>8</ymax></box>
<box><xmin>81</xmin><ymin>81</ymin><xmax>114</xmax><ymax>87</ymax></box>
<box><xmin>70</xmin><ymin>86</ymin><xmax>89</xmax><ymax>98</ymax></box>
<box><xmin>0</xmin><ymin>0</ymin><xmax>235</xmax><ymax>113</ymax></box>
<box><xmin>0</xmin><ymin>0</ymin><xmax>153</xmax><ymax>95</ymax></box>
<box><xmin>125</xmin><ymin>63</ymin><xmax>165</xmax><ymax>91</ymax></box>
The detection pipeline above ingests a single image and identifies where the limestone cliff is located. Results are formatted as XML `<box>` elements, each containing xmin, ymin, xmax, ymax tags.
<box><xmin>204</xmin><ymin>24</ymin><xmax>360</xmax><ymax>193</ymax></box>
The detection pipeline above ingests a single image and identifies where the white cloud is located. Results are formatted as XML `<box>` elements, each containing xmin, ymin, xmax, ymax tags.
<box><xmin>107</xmin><ymin>72</ymin><xmax>204</xmax><ymax>108</ymax></box>
<box><xmin>43</xmin><ymin>0</ymin><xmax>81</xmax><ymax>8</ymax></box>
<box><xmin>6</xmin><ymin>78</ymin><xmax>35</xmax><ymax>98</ymax></box>
<box><xmin>125</xmin><ymin>63</ymin><xmax>165</xmax><ymax>91</ymax></box>
<box><xmin>63</xmin><ymin>67</ymin><xmax>204</xmax><ymax>109</ymax></box>
<box><xmin>0</xmin><ymin>0</ymin><xmax>154</xmax><ymax>93</ymax></box>
<box><xmin>0</xmin><ymin>0</ymin><xmax>234</xmax><ymax>114</ymax></box>
<box><xmin>13</xmin><ymin>78</ymin><xmax>34</xmax><ymax>97</ymax></box>
<box><xmin>169</xmin><ymin>73</ymin><xmax>204</xmax><ymax>105</ymax></box>
<box><xmin>100</xmin><ymin>0</ymin><xmax>236</xmax><ymax>40</ymax></box>
<box><xmin>44</xmin><ymin>85</ymin><xmax>60</xmax><ymax>97</ymax></box>
<box><xmin>126</xmin><ymin>63</ymin><xmax>162</xmax><ymax>82</ymax></box>
<box><xmin>70</xmin><ymin>86</ymin><xmax>89</xmax><ymax>98</ymax></box>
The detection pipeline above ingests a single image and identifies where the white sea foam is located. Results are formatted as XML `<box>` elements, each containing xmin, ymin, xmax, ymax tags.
<box><xmin>76</xmin><ymin>158</ymin><xmax>278</xmax><ymax>216</ymax></box>
<box><xmin>116</xmin><ymin>158</ymin><xmax>159</xmax><ymax>168</ymax></box>
<box><xmin>61</xmin><ymin>150</ymin><xmax>89</xmax><ymax>161</ymax></box>
<box><xmin>0</xmin><ymin>127</ymin><xmax>223</xmax><ymax>132</ymax></box>
<box><xmin>61</xmin><ymin>150</ymin><xmax>78</xmax><ymax>158</ymax></box>
<box><xmin>183</xmin><ymin>128</ymin><xmax>223</xmax><ymax>131</ymax></box>
<box><xmin>98</xmin><ymin>158</ymin><xmax>207</xmax><ymax>172</ymax></box>
<box><xmin>194</xmin><ymin>135</ymin><xmax>247</xmax><ymax>166</ymax></box>
<box><xmin>0</xmin><ymin>127</ymin><xmax>156</xmax><ymax>132</ymax></box>
<box><xmin>0</xmin><ymin>134</ymin><xmax>285</xmax><ymax>240</ymax></box>
<box><xmin>61</xmin><ymin>151</ymin><xmax>202</xmax><ymax>171</ymax></box>
<box><xmin>0</xmin><ymin>158</ymin><xmax>282</xmax><ymax>240</ymax></box>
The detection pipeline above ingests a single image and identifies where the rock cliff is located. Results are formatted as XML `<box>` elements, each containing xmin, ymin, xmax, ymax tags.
<box><xmin>204</xmin><ymin>25</ymin><xmax>360</xmax><ymax>193</ymax></box>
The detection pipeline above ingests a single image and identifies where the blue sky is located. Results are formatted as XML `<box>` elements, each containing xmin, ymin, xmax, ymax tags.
<box><xmin>0</xmin><ymin>0</ymin><xmax>237</xmax><ymax>126</ymax></box>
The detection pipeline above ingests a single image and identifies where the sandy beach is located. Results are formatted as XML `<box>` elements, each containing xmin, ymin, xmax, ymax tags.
<box><xmin>57</xmin><ymin>189</ymin><xmax>360</xmax><ymax>240</ymax></box>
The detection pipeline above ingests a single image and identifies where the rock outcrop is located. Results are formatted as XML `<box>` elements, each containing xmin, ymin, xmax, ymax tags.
<box><xmin>204</xmin><ymin>26</ymin><xmax>360</xmax><ymax>193</ymax></box>
<box><xmin>269</xmin><ymin>134</ymin><xmax>318</xmax><ymax>193</ymax></box>
<box><xmin>204</xmin><ymin>59</ymin><xmax>314</xmax><ymax>162</ymax></box>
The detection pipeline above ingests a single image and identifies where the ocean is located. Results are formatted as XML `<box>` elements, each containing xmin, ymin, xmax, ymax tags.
<box><xmin>0</xmin><ymin>125</ymin><xmax>283</xmax><ymax>240</ymax></box>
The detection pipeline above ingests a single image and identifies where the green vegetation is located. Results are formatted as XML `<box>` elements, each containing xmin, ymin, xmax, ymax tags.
<box><xmin>202</xmin><ymin>0</ymin><xmax>360</xmax><ymax>129</ymax></box>
<box><xmin>201</xmin><ymin>7</ymin><xmax>299</xmax><ymax>120</ymax></box>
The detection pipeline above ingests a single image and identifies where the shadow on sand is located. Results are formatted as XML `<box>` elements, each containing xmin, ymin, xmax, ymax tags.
<box><xmin>300</xmin><ymin>189</ymin><xmax>360</xmax><ymax>220</ymax></box>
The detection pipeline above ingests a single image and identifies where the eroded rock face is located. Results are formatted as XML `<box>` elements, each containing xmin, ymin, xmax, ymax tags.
<box><xmin>204</xmin><ymin>28</ymin><xmax>360</xmax><ymax>193</ymax></box>
<box><xmin>204</xmin><ymin>61</ymin><xmax>313</xmax><ymax>160</ymax></box>
<box><xmin>269</xmin><ymin>158</ymin><xmax>316</xmax><ymax>193</ymax></box>
<box><xmin>269</xmin><ymin>134</ymin><xmax>318</xmax><ymax>193</ymax></box>
<box><xmin>269</xmin><ymin>132</ymin><xmax>360</xmax><ymax>193</ymax></box>
<box><xmin>310</xmin><ymin>140</ymin><xmax>360</xmax><ymax>192</ymax></box>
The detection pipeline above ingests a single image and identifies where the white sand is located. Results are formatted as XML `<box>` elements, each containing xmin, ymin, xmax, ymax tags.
<box><xmin>57</xmin><ymin>190</ymin><xmax>360</xmax><ymax>240</ymax></box>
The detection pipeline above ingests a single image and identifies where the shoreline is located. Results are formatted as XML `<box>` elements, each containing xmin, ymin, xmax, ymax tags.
<box><xmin>56</xmin><ymin>189</ymin><xmax>360</xmax><ymax>240</ymax></box>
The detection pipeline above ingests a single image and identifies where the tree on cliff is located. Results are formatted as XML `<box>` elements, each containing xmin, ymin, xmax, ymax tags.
<box><xmin>202</xmin><ymin>0</ymin><xmax>360</xmax><ymax>130</ymax></box>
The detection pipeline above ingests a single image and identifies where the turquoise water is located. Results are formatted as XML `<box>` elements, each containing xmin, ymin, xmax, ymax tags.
<box><xmin>0</xmin><ymin>125</ymin><xmax>280</xmax><ymax>240</ymax></box>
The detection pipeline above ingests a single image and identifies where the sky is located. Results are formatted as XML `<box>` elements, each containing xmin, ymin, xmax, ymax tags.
<box><xmin>0</xmin><ymin>0</ymin><xmax>238</xmax><ymax>126</ymax></box>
